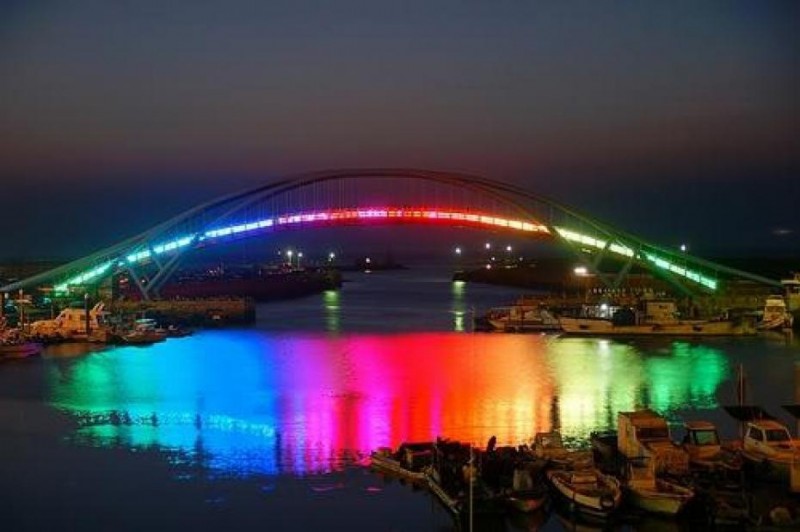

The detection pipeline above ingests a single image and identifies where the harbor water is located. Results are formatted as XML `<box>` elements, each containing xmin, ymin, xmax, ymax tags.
<box><xmin>2</xmin><ymin>265</ymin><xmax>799</xmax><ymax>531</ymax></box>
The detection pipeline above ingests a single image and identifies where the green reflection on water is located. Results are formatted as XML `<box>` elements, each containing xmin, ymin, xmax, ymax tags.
<box><xmin>546</xmin><ymin>338</ymin><xmax>729</xmax><ymax>443</ymax></box>
<box><xmin>323</xmin><ymin>290</ymin><xmax>340</xmax><ymax>332</ymax></box>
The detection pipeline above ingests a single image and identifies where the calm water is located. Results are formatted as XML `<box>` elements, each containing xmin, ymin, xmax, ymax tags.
<box><xmin>2</xmin><ymin>266</ymin><xmax>799</xmax><ymax>531</ymax></box>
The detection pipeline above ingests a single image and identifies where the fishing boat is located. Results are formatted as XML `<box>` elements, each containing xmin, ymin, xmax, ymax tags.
<box><xmin>680</xmin><ymin>421</ymin><xmax>742</xmax><ymax>477</ymax></box>
<box><xmin>121</xmin><ymin>319</ymin><xmax>168</xmax><ymax>345</ymax></box>
<box><xmin>738</xmin><ymin>418</ymin><xmax>800</xmax><ymax>484</ymax></box>
<box><xmin>589</xmin><ymin>430</ymin><xmax>625</xmax><ymax>476</ymax></box>
<box><xmin>369</xmin><ymin>442</ymin><xmax>433</xmax><ymax>483</ymax></box>
<box><xmin>532</xmin><ymin>431</ymin><xmax>593</xmax><ymax>470</ymax></box>
<box><xmin>481</xmin><ymin>442</ymin><xmax>550</xmax><ymax>513</ymax></box>
<box><xmin>0</xmin><ymin>335</ymin><xmax>43</xmax><ymax>359</ymax></box>
<box><xmin>617</xmin><ymin>409</ymin><xmax>689</xmax><ymax>476</ymax></box>
<box><xmin>29</xmin><ymin>302</ymin><xmax>113</xmax><ymax>342</ymax></box>
<box><xmin>559</xmin><ymin>298</ymin><xmax>756</xmax><ymax>337</ymax></box>
<box><xmin>756</xmin><ymin>295</ymin><xmax>794</xmax><ymax>331</ymax></box>
<box><xmin>484</xmin><ymin>297</ymin><xmax>561</xmax><ymax>332</ymax></box>
<box><xmin>546</xmin><ymin>467</ymin><xmax>622</xmax><ymax>521</ymax></box>
<box><xmin>623</xmin><ymin>459</ymin><xmax>694</xmax><ymax>516</ymax></box>
<box><xmin>0</xmin><ymin>321</ymin><xmax>43</xmax><ymax>359</ymax></box>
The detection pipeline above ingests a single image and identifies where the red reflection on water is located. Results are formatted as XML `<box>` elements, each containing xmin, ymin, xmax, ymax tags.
<box><xmin>279</xmin><ymin>332</ymin><xmax>556</xmax><ymax>457</ymax></box>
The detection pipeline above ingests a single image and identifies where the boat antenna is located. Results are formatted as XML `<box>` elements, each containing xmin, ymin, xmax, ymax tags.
<box><xmin>468</xmin><ymin>443</ymin><xmax>473</xmax><ymax>532</ymax></box>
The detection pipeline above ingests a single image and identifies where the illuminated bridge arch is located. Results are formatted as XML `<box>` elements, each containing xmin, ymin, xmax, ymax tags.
<box><xmin>0</xmin><ymin>168</ymin><xmax>781</xmax><ymax>300</ymax></box>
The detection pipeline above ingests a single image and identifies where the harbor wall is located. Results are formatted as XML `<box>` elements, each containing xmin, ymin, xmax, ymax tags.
<box><xmin>109</xmin><ymin>298</ymin><xmax>256</xmax><ymax>326</ymax></box>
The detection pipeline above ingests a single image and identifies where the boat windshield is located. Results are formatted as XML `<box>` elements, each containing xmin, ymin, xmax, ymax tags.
<box><xmin>637</xmin><ymin>427</ymin><xmax>670</xmax><ymax>440</ymax></box>
<box><xmin>691</xmin><ymin>429</ymin><xmax>720</xmax><ymax>446</ymax></box>
<box><xmin>765</xmin><ymin>429</ymin><xmax>791</xmax><ymax>443</ymax></box>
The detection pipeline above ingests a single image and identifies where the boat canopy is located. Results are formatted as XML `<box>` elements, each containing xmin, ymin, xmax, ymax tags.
<box><xmin>723</xmin><ymin>405</ymin><xmax>774</xmax><ymax>422</ymax></box>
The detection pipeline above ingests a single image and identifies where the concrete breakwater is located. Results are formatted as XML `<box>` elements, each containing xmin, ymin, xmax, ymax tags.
<box><xmin>110</xmin><ymin>269</ymin><xmax>343</xmax><ymax>326</ymax></box>
<box><xmin>109</xmin><ymin>297</ymin><xmax>256</xmax><ymax>326</ymax></box>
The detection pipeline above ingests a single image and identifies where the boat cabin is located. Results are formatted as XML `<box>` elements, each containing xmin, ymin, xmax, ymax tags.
<box><xmin>30</xmin><ymin>302</ymin><xmax>111</xmax><ymax>340</ymax></box>
<box><xmin>743</xmin><ymin>419</ymin><xmax>793</xmax><ymax>451</ymax></box>
<box><xmin>682</xmin><ymin>421</ymin><xmax>722</xmax><ymax>463</ymax></box>
<box><xmin>618</xmin><ymin>409</ymin><xmax>689</xmax><ymax>474</ymax></box>
<box><xmin>781</xmin><ymin>273</ymin><xmax>800</xmax><ymax>312</ymax></box>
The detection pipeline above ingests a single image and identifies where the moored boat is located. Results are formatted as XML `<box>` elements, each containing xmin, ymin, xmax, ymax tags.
<box><xmin>681</xmin><ymin>420</ymin><xmax>742</xmax><ymax>478</ymax></box>
<box><xmin>559</xmin><ymin>298</ymin><xmax>756</xmax><ymax>337</ymax></box>
<box><xmin>738</xmin><ymin>418</ymin><xmax>800</xmax><ymax>485</ymax></box>
<box><xmin>756</xmin><ymin>295</ymin><xmax>794</xmax><ymax>331</ymax></box>
<box><xmin>617</xmin><ymin>409</ymin><xmax>689</xmax><ymax>477</ymax></box>
<box><xmin>0</xmin><ymin>339</ymin><xmax>43</xmax><ymax>359</ymax></box>
<box><xmin>29</xmin><ymin>302</ymin><xmax>113</xmax><ymax>342</ymax></box>
<box><xmin>623</xmin><ymin>459</ymin><xmax>694</xmax><ymax>516</ymax></box>
<box><xmin>121</xmin><ymin>318</ymin><xmax>168</xmax><ymax>345</ymax></box>
<box><xmin>546</xmin><ymin>467</ymin><xmax>622</xmax><ymax>521</ymax></box>
<box><xmin>369</xmin><ymin>442</ymin><xmax>433</xmax><ymax>483</ymax></box>
<box><xmin>485</xmin><ymin>297</ymin><xmax>561</xmax><ymax>332</ymax></box>
<box><xmin>0</xmin><ymin>323</ymin><xmax>43</xmax><ymax>359</ymax></box>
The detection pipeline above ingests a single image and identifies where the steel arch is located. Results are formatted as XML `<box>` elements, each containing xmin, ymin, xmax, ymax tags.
<box><xmin>0</xmin><ymin>168</ymin><xmax>781</xmax><ymax>299</ymax></box>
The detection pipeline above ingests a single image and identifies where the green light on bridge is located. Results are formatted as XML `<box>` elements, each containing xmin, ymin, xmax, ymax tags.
<box><xmin>554</xmin><ymin>227</ymin><xmax>717</xmax><ymax>291</ymax></box>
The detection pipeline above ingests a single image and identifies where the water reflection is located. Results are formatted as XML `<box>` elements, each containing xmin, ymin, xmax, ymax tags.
<box><xmin>45</xmin><ymin>331</ymin><xmax>732</xmax><ymax>477</ymax></box>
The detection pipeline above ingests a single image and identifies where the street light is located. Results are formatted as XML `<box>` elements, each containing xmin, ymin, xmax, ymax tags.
<box><xmin>286</xmin><ymin>250</ymin><xmax>294</xmax><ymax>267</ymax></box>
<box><xmin>297</xmin><ymin>251</ymin><xmax>303</xmax><ymax>268</ymax></box>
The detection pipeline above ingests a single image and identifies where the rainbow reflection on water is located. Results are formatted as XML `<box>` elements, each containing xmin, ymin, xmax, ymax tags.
<box><xmin>45</xmin><ymin>331</ymin><xmax>730</xmax><ymax>477</ymax></box>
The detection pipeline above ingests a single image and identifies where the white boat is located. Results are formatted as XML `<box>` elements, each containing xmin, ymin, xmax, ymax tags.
<box><xmin>740</xmin><ymin>419</ymin><xmax>800</xmax><ymax>484</ymax></box>
<box><xmin>623</xmin><ymin>459</ymin><xmax>694</xmax><ymax>516</ymax></box>
<box><xmin>29</xmin><ymin>303</ymin><xmax>113</xmax><ymax>342</ymax></box>
<box><xmin>485</xmin><ymin>297</ymin><xmax>561</xmax><ymax>332</ymax></box>
<box><xmin>757</xmin><ymin>295</ymin><xmax>794</xmax><ymax>331</ymax></box>
<box><xmin>559</xmin><ymin>298</ymin><xmax>756</xmax><ymax>337</ymax></box>
<box><xmin>546</xmin><ymin>467</ymin><xmax>622</xmax><ymax>520</ymax></box>
<box><xmin>121</xmin><ymin>318</ymin><xmax>168</xmax><ymax>345</ymax></box>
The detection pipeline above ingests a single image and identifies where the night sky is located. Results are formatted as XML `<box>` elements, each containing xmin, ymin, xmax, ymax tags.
<box><xmin>1</xmin><ymin>1</ymin><xmax>798</xmax><ymax>261</ymax></box>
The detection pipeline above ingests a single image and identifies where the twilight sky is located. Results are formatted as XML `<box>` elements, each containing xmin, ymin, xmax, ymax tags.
<box><xmin>1</xmin><ymin>1</ymin><xmax>798</xmax><ymax>260</ymax></box>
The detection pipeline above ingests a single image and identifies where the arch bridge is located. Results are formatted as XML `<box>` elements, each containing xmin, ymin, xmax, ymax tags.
<box><xmin>0</xmin><ymin>168</ymin><xmax>781</xmax><ymax>301</ymax></box>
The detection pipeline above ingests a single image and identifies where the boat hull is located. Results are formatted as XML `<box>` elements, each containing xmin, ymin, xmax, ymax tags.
<box><xmin>741</xmin><ymin>450</ymin><xmax>795</xmax><ymax>482</ymax></box>
<box><xmin>546</xmin><ymin>469</ymin><xmax>621</xmax><ymax>520</ymax></box>
<box><xmin>624</xmin><ymin>479</ymin><xmax>694</xmax><ymax>515</ymax></box>
<box><xmin>0</xmin><ymin>342</ymin><xmax>43</xmax><ymax>359</ymax></box>
<box><xmin>369</xmin><ymin>449</ymin><xmax>428</xmax><ymax>483</ymax></box>
<box><xmin>559</xmin><ymin>317</ymin><xmax>755</xmax><ymax>336</ymax></box>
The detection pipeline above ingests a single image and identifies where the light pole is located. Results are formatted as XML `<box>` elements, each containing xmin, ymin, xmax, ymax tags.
<box><xmin>286</xmin><ymin>250</ymin><xmax>294</xmax><ymax>268</ymax></box>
